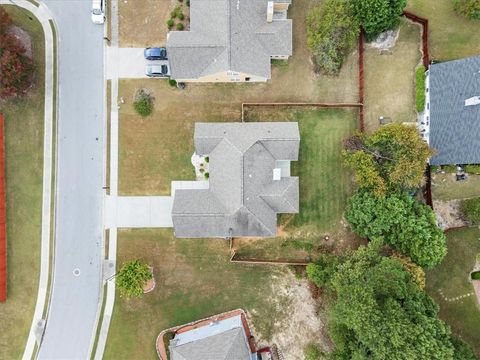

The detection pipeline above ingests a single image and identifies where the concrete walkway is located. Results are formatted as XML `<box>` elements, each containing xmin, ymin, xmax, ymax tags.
<box><xmin>0</xmin><ymin>1</ymin><xmax>56</xmax><ymax>359</ymax></box>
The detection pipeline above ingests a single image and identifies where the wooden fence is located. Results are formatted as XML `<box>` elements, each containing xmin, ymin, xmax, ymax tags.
<box><xmin>0</xmin><ymin>115</ymin><xmax>7</xmax><ymax>302</ymax></box>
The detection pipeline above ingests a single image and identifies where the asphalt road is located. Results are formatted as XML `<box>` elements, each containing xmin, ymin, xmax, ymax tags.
<box><xmin>38</xmin><ymin>1</ymin><xmax>104</xmax><ymax>358</ymax></box>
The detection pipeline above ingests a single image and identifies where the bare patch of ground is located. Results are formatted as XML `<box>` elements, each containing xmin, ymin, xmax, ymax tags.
<box><xmin>433</xmin><ymin>199</ymin><xmax>468</xmax><ymax>230</ymax></box>
<box><xmin>368</xmin><ymin>29</ymin><xmax>400</xmax><ymax>51</ymax></box>
<box><xmin>249</xmin><ymin>271</ymin><xmax>331</xmax><ymax>359</ymax></box>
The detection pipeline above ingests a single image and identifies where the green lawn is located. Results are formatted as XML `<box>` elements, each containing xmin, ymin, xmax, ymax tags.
<box><xmin>0</xmin><ymin>5</ymin><xmax>44</xmax><ymax>359</ymax></box>
<box><xmin>432</xmin><ymin>173</ymin><xmax>480</xmax><ymax>201</ymax></box>
<box><xmin>407</xmin><ymin>0</ymin><xmax>480</xmax><ymax>60</ymax></box>
<box><xmin>426</xmin><ymin>227</ymin><xmax>480</xmax><ymax>356</ymax></box>
<box><xmin>104</xmin><ymin>229</ymin><xmax>289</xmax><ymax>360</ymax></box>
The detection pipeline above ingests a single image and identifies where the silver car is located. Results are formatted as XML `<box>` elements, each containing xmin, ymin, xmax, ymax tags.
<box><xmin>146</xmin><ymin>64</ymin><xmax>169</xmax><ymax>77</ymax></box>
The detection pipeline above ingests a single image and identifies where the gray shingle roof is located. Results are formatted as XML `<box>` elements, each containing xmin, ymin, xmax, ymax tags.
<box><xmin>170</xmin><ymin>327</ymin><xmax>251</xmax><ymax>360</ymax></box>
<box><xmin>429</xmin><ymin>56</ymin><xmax>480</xmax><ymax>165</ymax></box>
<box><xmin>172</xmin><ymin>122</ymin><xmax>300</xmax><ymax>238</ymax></box>
<box><xmin>166</xmin><ymin>0</ymin><xmax>292</xmax><ymax>80</ymax></box>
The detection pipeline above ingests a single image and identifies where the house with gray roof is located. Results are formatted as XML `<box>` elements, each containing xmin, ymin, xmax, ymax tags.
<box><xmin>166</xmin><ymin>0</ymin><xmax>292</xmax><ymax>82</ymax></box>
<box><xmin>172</xmin><ymin>122</ymin><xmax>300</xmax><ymax>238</ymax></box>
<box><xmin>422</xmin><ymin>56</ymin><xmax>480</xmax><ymax>165</ymax></box>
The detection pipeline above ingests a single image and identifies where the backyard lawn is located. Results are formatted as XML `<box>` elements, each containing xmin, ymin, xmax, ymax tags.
<box><xmin>432</xmin><ymin>173</ymin><xmax>480</xmax><ymax>201</ymax></box>
<box><xmin>426</xmin><ymin>227</ymin><xmax>480</xmax><ymax>356</ymax></box>
<box><xmin>407</xmin><ymin>0</ymin><xmax>480</xmax><ymax>60</ymax></box>
<box><xmin>104</xmin><ymin>229</ymin><xmax>315</xmax><ymax>360</ymax></box>
<box><xmin>0</xmin><ymin>5</ymin><xmax>44</xmax><ymax>359</ymax></box>
<box><xmin>363</xmin><ymin>19</ymin><xmax>421</xmax><ymax>132</ymax></box>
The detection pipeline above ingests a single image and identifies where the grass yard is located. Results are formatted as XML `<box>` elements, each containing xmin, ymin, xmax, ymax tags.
<box><xmin>363</xmin><ymin>20</ymin><xmax>422</xmax><ymax>132</ymax></box>
<box><xmin>432</xmin><ymin>173</ymin><xmax>480</xmax><ymax>201</ymax></box>
<box><xmin>426</xmin><ymin>227</ymin><xmax>480</xmax><ymax>356</ymax></box>
<box><xmin>407</xmin><ymin>0</ymin><xmax>480</xmax><ymax>60</ymax></box>
<box><xmin>0</xmin><ymin>5</ymin><xmax>44</xmax><ymax>359</ymax></box>
<box><xmin>104</xmin><ymin>229</ymin><xmax>294</xmax><ymax>360</ymax></box>
<box><xmin>118</xmin><ymin>0</ymin><xmax>171</xmax><ymax>47</ymax></box>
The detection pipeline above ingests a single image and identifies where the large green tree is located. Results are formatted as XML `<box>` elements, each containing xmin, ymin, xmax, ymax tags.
<box><xmin>350</xmin><ymin>0</ymin><xmax>407</xmax><ymax>40</ymax></box>
<box><xmin>330</xmin><ymin>242</ymin><xmax>455</xmax><ymax>359</ymax></box>
<box><xmin>346</xmin><ymin>190</ymin><xmax>447</xmax><ymax>268</ymax></box>
<box><xmin>343</xmin><ymin>123</ymin><xmax>434</xmax><ymax>197</ymax></box>
<box><xmin>306</xmin><ymin>0</ymin><xmax>359</xmax><ymax>74</ymax></box>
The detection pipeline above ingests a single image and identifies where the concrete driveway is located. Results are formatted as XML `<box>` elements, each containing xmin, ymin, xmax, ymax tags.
<box><xmin>106</xmin><ymin>47</ymin><xmax>170</xmax><ymax>79</ymax></box>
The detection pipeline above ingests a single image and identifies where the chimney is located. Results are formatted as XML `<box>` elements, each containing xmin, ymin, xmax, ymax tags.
<box><xmin>465</xmin><ymin>96</ymin><xmax>480</xmax><ymax>107</ymax></box>
<box><xmin>267</xmin><ymin>1</ymin><xmax>274</xmax><ymax>23</ymax></box>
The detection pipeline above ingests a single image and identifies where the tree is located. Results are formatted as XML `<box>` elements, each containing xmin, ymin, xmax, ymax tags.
<box><xmin>451</xmin><ymin>336</ymin><xmax>477</xmax><ymax>360</ymax></box>
<box><xmin>346</xmin><ymin>190</ymin><xmax>447</xmax><ymax>268</ymax></box>
<box><xmin>343</xmin><ymin>124</ymin><xmax>434</xmax><ymax>197</ymax></box>
<box><xmin>0</xmin><ymin>8</ymin><xmax>34</xmax><ymax>99</ymax></box>
<box><xmin>306</xmin><ymin>253</ymin><xmax>341</xmax><ymax>289</ymax></box>
<box><xmin>391</xmin><ymin>252</ymin><xmax>426</xmax><ymax>289</ymax></box>
<box><xmin>350</xmin><ymin>0</ymin><xmax>407</xmax><ymax>40</ymax></box>
<box><xmin>330</xmin><ymin>242</ymin><xmax>455</xmax><ymax>359</ymax></box>
<box><xmin>306</xmin><ymin>0</ymin><xmax>359</xmax><ymax>74</ymax></box>
<box><xmin>115</xmin><ymin>259</ymin><xmax>152</xmax><ymax>297</ymax></box>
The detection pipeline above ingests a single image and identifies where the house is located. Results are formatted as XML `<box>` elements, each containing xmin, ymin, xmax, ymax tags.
<box><xmin>156</xmin><ymin>309</ymin><xmax>272</xmax><ymax>360</ymax></box>
<box><xmin>422</xmin><ymin>56</ymin><xmax>480</xmax><ymax>166</ymax></box>
<box><xmin>166</xmin><ymin>0</ymin><xmax>292</xmax><ymax>82</ymax></box>
<box><xmin>172</xmin><ymin>122</ymin><xmax>300</xmax><ymax>238</ymax></box>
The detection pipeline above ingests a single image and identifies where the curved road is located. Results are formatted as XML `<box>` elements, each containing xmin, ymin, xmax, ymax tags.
<box><xmin>38</xmin><ymin>1</ymin><xmax>104</xmax><ymax>358</ymax></box>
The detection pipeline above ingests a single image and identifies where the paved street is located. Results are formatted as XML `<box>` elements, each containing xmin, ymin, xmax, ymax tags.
<box><xmin>38</xmin><ymin>1</ymin><xmax>104</xmax><ymax>358</ymax></box>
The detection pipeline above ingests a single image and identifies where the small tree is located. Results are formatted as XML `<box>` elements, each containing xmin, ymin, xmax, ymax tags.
<box><xmin>306</xmin><ymin>253</ymin><xmax>341</xmax><ymax>289</ymax></box>
<box><xmin>306</xmin><ymin>0</ymin><xmax>359</xmax><ymax>75</ymax></box>
<box><xmin>133</xmin><ymin>89</ymin><xmax>153</xmax><ymax>117</ymax></box>
<box><xmin>116</xmin><ymin>260</ymin><xmax>152</xmax><ymax>297</ymax></box>
<box><xmin>351</xmin><ymin>0</ymin><xmax>407</xmax><ymax>40</ymax></box>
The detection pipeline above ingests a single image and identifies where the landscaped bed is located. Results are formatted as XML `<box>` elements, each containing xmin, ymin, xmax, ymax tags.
<box><xmin>426</xmin><ymin>227</ymin><xmax>480</xmax><ymax>356</ymax></box>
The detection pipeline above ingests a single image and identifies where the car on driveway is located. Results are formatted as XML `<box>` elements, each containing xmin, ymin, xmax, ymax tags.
<box><xmin>146</xmin><ymin>64</ymin><xmax>169</xmax><ymax>77</ymax></box>
<box><xmin>144</xmin><ymin>47</ymin><xmax>167</xmax><ymax>60</ymax></box>
<box><xmin>91</xmin><ymin>0</ymin><xmax>105</xmax><ymax>24</ymax></box>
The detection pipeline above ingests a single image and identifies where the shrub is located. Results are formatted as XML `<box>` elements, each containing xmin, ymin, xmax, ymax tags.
<box><xmin>178</xmin><ymin>12</ymin><xmax>185</xmax><ymax>20</ymax></box>
<box><xmin>454</xmin><ymin>0</ymin><xmax>480</xmax><ymax>20</ymax></box>
<box><xmin>307</xmin><ymin>254</ymin><xmax>340</xmax><ymax>288</ymax></box>
<box><xmin>442</xmin><ymin>165</ymin><xmax>458</xmax><ymax>173</ymax></box>
<box><xmin>186</xmin><ymin>0</ymin><xmax>190</xmax><ymax>6</ymax></box>
<box><xmin>166</xmin><ymin>19</ymin><xmax>174</xmax><ymax>29</ymax></box>
<box><xmin>168</xmin><ymin>79</ymin><xmax>177</xmax><ymax>87</ymax></box>
<box><xmin>460</xmin><ymin>197</ymin><xmax>480</xmax><ymax>224</ymax></box>
<box><xmin>171</xmin><ymin>5</ymin><xmax>181</xmax><ymax>18</ymax></box>
<box><xmin>306</xmin><ymin>0</ymin><xmax>359</xmax><ymax>75</ymax></box>
<box><xmin>471</xmin><ymin>271</ymin><xmax>480</xmax><ymax>280</ymax></box>
<box><xmin>116</xmin><ymin>260</ymin><xmax>152</xmax><ymax>297</ymax></box>
<box><xmin>465</xmin><ymin>164</ymin><xmax>480</xmax><ymax>174</ymax></box>
<box><xmin>176</xmin><ymin>23</ymin><xmax>184</xmax><ymax>31</ymax></box>
<box><xmin>133</xmin><ymin>90</ymin><xmax>153</xmax><ymax>117</ymax></box>
<box><xmin>415</xmin><ymin>66</ymin><xmax>426</xmax><ymax>112</ymax></box>
<box><xmin>304</xmin><ymin>343</ymin><xmax>324</xmax><ymax>360</ymax></box>
<box><xmin>205</xmin><ymin>156</ymin><xmax>209</xmax><ymax>163</ymax></box>
<box><xmin>204</xmin><ymin>172</ymin><xmax>209</xmax><ymax>179</ymax></box>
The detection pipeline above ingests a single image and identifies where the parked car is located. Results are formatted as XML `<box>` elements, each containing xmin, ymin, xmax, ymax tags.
<box><xmin>91</xmin><ymin>0</ymin><xmax>105</xmax><ymax>24</ymax></box>
<box><xmin>144</xmin><ymin>47</ymin><xmax>167</xmax><ymax>60</ymax></box>
<box><xmin>146</xmin><ymin>64</ymin><xmax>169</xmax><ymax>77</ymax></box>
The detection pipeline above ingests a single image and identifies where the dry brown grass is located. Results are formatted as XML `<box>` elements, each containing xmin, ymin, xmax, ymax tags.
<box><xmin>118</xmin><ymin>0</ymin><xmax>172</xmax><ymax>47</ymax></box>
<box><xmin>363</xmin><ymin>20</ymin><xmax>422</xmax><ymax>132</ymax></box>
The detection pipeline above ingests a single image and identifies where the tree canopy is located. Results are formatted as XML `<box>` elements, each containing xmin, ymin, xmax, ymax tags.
<box><xmin>330</xmin><ymin>242</ymin><xmax>455</xmax><ymax>359</ymax></box>
<box><xmin>343</xmin><ymin>124</ymin><xmax>434</xmax><ymax>197</ymax></box>
<box><xmin>306</xmin><ymin>0</ymin><xmax>359</xmax><ymax>75</ymax></box>
<box><xmin>350</xmin><ymin>0</ymin><xmax>407</xmax><ymax>40</ymax></box>
<box><xmin>346</xmin><ymin>190</ymin><xmax>447</xmax><ymax>268</ymax></box>
<box><xmin>115</xmin><ymin>259</ymin><xmax>152</xmax><ymax>297</ymax></box>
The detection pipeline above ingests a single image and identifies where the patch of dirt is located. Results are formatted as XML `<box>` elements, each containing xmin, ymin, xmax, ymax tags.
<box><xmin>368</xmin><ymin>29</ymin><xmax>400</xmax><ymax>51</ymax></box>
<box><xmin>6</xmin><ymin>25</ymin><xmax>32</xmax><ymax>59</ymax></box>
<box><xmin>433</xmin><ymin>199</ymin><xmax>469</xmax><ymax>230</ymax></box>
<box><xmin>248</xmin><ymin>271</ymin><xmax>331</xmax><ymax>359</ymax></box>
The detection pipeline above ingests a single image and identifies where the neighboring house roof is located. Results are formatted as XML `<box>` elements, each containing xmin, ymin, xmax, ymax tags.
<box><xmin>170</xmin><ymin>327</ymin><xmax>251</xmax><ymax>360</ymax></box>
<box><xmin>166</xmin><ymin>0</ymin><xmax>292</xmax><ymax>80</ymax></box>
<box><xmin>172</xmin><ymin>122</ymin><xmax>300</xmax><ymax>238</ymax></box>
<box><xmin>429</xmin><ymin>56</ymin><xmax>480</xmax><ymax>165</ymax></box>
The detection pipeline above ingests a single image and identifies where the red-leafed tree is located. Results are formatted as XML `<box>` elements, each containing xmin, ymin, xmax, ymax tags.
<box><xmin>0</xmin><ymin>8</ymin><xmax>34</xmax><ymax>99</ymax></box>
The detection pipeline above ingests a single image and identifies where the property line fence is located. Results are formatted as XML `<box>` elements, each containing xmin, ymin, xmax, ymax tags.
<box><xmin>0</xmin><ymin>115</ymin><xmax>6</xmax><ymax>302</ymax></box>
<box><xmin>403</xmin><ymin>11</ymin><xmax>430</xmax><ymax>69</ymax></box>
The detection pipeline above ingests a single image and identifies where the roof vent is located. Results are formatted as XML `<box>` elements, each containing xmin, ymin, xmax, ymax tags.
<box><xmin>273</xmin><ymin>168</ymin><xmax>281</xmax><ymax>180</ymax></box>
<box><xmin>465</xmin><ymin>96</ymin><xmax>480</xmax><ymax>107</ymax></box>
<box><xmin>267</xmin><ymin>1</ymin><xmax>274</xmax><ymax>23</ymax></box>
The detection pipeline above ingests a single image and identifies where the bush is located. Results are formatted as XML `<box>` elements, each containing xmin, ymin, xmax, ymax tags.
<box><xmin>205</xmin><ymin>156</ymin><xmax>209</xmax><ymax>163</ymax></box>
<box><xmin>133</xmin><ymin>90</ymin><xmax>153</xmax><ymax>117</ymax></box>
<box><xmin>471</xmin><ymin>271</ymin><xmax>480</xmax><ymax>280</ymax></box>
<box><xmin>460</xmin><ymin>197</ymin><xmax>480</xmax><ymax>224</ymax></box>
<box><xmin>454</xmin><ymin>0</ymin><xmax>480</xmax><ymax>20</ymax></box>
<box><xmin>307</xmin><ymin>254</ymin><xmax>340</xmax><ymax>288</ymax></box>
<box><xmin>204</xmin><ymin>172</ymin><xmax>209</xmax><ymax>179</ymax></box>
<box><xmin>171</xmin><ymin>5</ymin><xmax>181</xmax><ymax>19</ymax></box>
<box><xmin>304</xmin><ymin>343</ymin><xmax>324</xmax><ymax>360</ymax></box>
<box><xmin>465</xmin><ymin>164</ymin><xmax>480</xmax><ymax>174</ymax></box>
<box><xmin>176</xmin><ymin>23</ymin><xmax>184</xmax><ymax>31</ymax></box>
<box><xmin>178</xmin><ymin>12</ymin><xmax>185</xmax><ymax>20</ymax></box>
<box><xmin>186</xmin><ymin>0</ymin><xmax>190</xmax><ymax>6</ymax></box>
<box><xmin>306</xmin><ymin>0</ymin><xmax>359</xmax><ymax>75</ymax></box>
<box><xmin>168</xmin><ymin>79</ymin><xmax>177</xmax><ymax>87</ymax></box>
<box><xmin>166</xmin><ymin>19</ymin><xmax>174</xmax><ymax>29</ymax></box>
<box><xmin>442</xmin><ymin>165</ymin><xmax>458</xmax><ymax>173</ymax></box>
<box><xmin>415</xmin><ymin>66</ymin><xmax>426</xmax><ymax>112</ymax></box>
<box><xmin>116</xmin><ymin>260</ymin><xmax>152</xmax><ymax>297</ymax></box>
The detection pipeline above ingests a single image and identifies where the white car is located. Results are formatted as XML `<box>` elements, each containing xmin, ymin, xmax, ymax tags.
<box><xmin>91</xmin><ymin>0</ymin><xmax>105</xmax><ymax>24</ymax></box>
